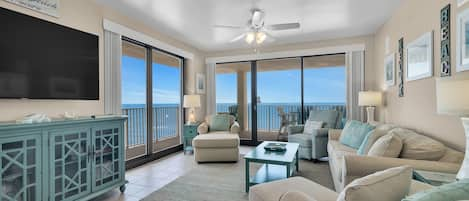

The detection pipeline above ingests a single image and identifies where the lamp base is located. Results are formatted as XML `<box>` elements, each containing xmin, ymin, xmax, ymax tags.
<box><xmin>457</xmin><ymin>117</ymin><xmax>469</xmax><ymax>180</ymax></box>
<box><xmin>366</xmin><ymin>106</ymin><xmax>376</xmax><ymax>124</ymax></box>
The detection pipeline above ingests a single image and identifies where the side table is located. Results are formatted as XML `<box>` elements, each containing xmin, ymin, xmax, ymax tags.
<box><xmin>183</xmin><ymin>123</ymin><xmax>200</xmax><ymax>154</ymax></box>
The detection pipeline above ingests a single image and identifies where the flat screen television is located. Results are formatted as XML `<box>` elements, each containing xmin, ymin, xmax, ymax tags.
<box><xmin>0</xmin><ymin>7</ymin><xmax>99</xmax><ymax>100</ymax></box>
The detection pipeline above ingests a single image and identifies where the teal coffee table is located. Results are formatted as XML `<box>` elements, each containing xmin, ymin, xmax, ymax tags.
<box><xmin>244</xmin><ymin>141</ymin><xmax>300</xmax><ymax>192</ymax></box>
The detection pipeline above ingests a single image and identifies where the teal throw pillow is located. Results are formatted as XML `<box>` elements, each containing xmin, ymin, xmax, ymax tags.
<box><xmin>339</xmin><ymin>120</ymin><xmax>375</xmax><ymax>149</ymax></box>
<box><xmin>210</xmin><ymin>115</ymin><xmax>231</xmax><ymax>131</ymax></box>
<box><xmin>357</xmin><ymin>130</ymin><xmax>374</xmax><ymax>155</ymax></box>
<box><xmin>402</xmin><ymin>179</ymin><xmax>469</xmax><ymax>201</ymax></box>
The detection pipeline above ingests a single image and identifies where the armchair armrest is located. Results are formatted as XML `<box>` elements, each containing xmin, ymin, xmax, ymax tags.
<box><xmin>311</xmin><ymin>128</ymin><xmax>330</xmax><ymax>137</ymax></box>
<box><xmin>197</xmin><ymin>122</ymin><xmax>209</xmax><ymax>134</ymax></box>
<box><xmin>287</xmin><ymin>125</ymin><xmax>304</xmax><ymax>135</ymax></box>
<box><xmin>328</xmin><ymin>129</ymin><xmax>342</xmax><ymax>140</ymax></box>
<box><xmin>230</xmin><ymin>121</ymin><xmax>240</xmax><ymax>134</ymax></box>
<box><xmin>342</xmin><ymin>155</ymin><xmax>461</xmax><ymax>187</ymax></box>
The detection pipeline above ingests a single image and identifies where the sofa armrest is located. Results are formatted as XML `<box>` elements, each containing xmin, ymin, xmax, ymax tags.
<box><xmin>288</xmin><ymin>125</ymin><xmax>304</xmax><ymax>135</ymax></box>
<box><xmin>311</xmin><ymin>128</ymin><xmax>330</xmax><ymax>137</ymax></box>
<box><xmin>197</xmin><ymin>122</ymin><xmax>209</xmax><ymax>134</ymax></box>
<box><xmin>328</xmin><ymin>129</ymin><xmax>342</xmax><ymax>141</ymax></box>
<box><xmin>342</xmin><ymin>155</ymin><xmax>461</xmax><ymax>187</ymax></box>
<box><xmin>230</xmin><ymin>121</ymin><xmax>240</xmax><ymax>134</ymax></box>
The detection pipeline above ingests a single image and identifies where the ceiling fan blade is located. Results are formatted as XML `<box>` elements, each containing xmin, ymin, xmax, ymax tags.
<box><xmin>230</xmin><ymin>33</ymin><xmax>247</xmax><ymax>43</ymax></box>
<box><xmin>266</xmin><ymin>23</ymin><xmax>300</xmax><ymax>31</ymax></box>
<box><xmin>213</xmin><ymin>25</ymin><xmax>244</xmax><ymax>30</ymax></box>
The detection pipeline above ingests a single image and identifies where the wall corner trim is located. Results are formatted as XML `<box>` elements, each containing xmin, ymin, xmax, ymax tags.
<box><xmin>205</xmin><ymin>43</ymin><xmax>365</xmax><ymax>64</ymax></box>
<box><xmin>103</xmin><ymin>19</ymin><xmax>194</xmax><ymax>59</ymax></box>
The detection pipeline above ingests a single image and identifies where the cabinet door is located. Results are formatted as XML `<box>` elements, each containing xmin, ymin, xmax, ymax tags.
<box><xmin>49</xmin><ymin>129</ymin><xmax>91</xmax><ymax>201</ymax></box>
<box><xmin>92</xmin><ymin>124</ymin><xmax>123</xmax><ymax>191</ymax></box>
<box><xmin>0</xmin><ymin>134</ymin><xmax>41</xmax><ymax>201</ymax></box>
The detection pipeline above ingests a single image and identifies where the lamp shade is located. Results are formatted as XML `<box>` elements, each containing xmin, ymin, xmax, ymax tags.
<box><xmin>436</xmin><ymin>76</ymin><xmax>469</xmax><ymax>116</ymax></box>
<box><xmin>183</xmin><ymin>95</ymin><xmax>201</xmax><ymax>108</ymax></box>
<box><xmin>358</xmin><ymin>91</ymin><xmax>382</xmax><ymax>106</ymax></box>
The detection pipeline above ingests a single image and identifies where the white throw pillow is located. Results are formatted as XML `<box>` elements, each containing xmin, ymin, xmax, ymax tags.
<box><xmin>280</xmin><ymin>191</ymin><xmax>317</xmax><ymax>201</ymax></box>
<box><xmin>303</xmin><ymin>120</ymin><xmax>324</xmax><ymax>134</ymax></box>
<box><xmin>336</xmin><ymin>166</ymin><xmax>412</xmax><ymax>201</ymax></box>
<box><xmin>367</xmin><ymin>133</ymin><xmax>403</xmax><ymax>158</ymax></box>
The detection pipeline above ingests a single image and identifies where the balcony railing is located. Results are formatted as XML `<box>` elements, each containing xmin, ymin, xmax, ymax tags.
<box><xmin>122</xmin><ymin>105</ymin><xmax>180</xmax><ymax>148</ymax></box>
<box><xmin>217</xmin><ymin>103</ymin><xmax>346</xmax><ymax>132</ymax></box>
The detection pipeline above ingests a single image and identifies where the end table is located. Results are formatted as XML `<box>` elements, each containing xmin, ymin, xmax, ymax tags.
<box><xmin>183</xmin><ymin>123</ymin><xmax>200</xmax><ymax>154</ymax></box>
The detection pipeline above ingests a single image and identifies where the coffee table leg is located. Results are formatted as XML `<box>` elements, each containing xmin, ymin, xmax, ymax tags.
<box><xmin>296</xmin><ymin>150</ymin><xmax>299</xmax><ymax>172</ymax></box>
<box><xmin>245</xmin><ymin>159</ymin><xmax>250</xmax><ymax>193</ymax></box>
<box><xmin>286</xmin><ymin>163</ymin><xmax>291</xmax><ymax>178</ymax></box>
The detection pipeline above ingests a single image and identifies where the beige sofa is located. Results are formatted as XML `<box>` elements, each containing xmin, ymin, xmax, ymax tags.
<box><xmin>192</xmin><ymin>114</ymin><xmax>240</xmax><ymax>162</ymax></box>
<box><xmin>328</xmin><ymin>124</ymin><xmax>464</xmax><ymax>192</ymax></box>
<box><xmin>249</xmin><ymin>176</ymin><xmax>432</xmax><ymax>201</ymax></box>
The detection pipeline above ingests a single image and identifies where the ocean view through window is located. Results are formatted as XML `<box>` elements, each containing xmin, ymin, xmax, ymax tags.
<box><xmin>216</xmin><ymin>54</ymin><xmax>346</xmax><ymax>141</ymax></box>
<box><xmin>121</xmin><ymin>39</ymin><xmax>183</xmax><ymax>160</ymax></box>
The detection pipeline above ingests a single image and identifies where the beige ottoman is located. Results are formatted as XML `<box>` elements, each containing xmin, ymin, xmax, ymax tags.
<box><xmin>192</xmin><ymin>133</ymin><xmax>240</xmax><ymax>162</ymax></box>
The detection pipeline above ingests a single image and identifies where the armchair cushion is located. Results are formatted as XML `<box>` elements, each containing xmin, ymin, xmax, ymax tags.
<box><xmin>197</xmin><ymin>122</ymin><xmax>209</xmax><ymax>134</ymax></box>
<box><xmin>230</xmin><ymin>121</ymin><xmax>240</xmax><ymax>134</ymax></box>
<box><xmin>308</xmin><ymin>110</ymin><xmax>339</xmax><ymax>129</ymax></box>
<box><xmin>337</xmin><ymin>166</ymin><xmax>412</xmax><ymax>201</ymax></box>
<box><xmin>209</xmin><ymin>114</ymin><xmax>232</xmax><ymax>131</ymax></box>
<box><xmin>304</xmin><ymin>120</ymin><xmax>324</xmax><ymax>134</ymax></box>
<box><xmin>339</xmin><ymin>120</ymin><xmax>375</xmax><ymax>149</ymax></box>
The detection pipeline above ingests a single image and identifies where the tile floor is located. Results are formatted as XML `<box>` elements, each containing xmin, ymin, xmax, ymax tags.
<box><xmin>92</xmin><ymin>146</ymin><xmax>254</xmax><ymax>201</ymax></box>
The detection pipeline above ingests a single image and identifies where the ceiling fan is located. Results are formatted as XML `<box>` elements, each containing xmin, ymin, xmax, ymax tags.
<box><xmin>214</xmin><ymin>9</ymin><xmax>300</xmax><ymax>45</ymax></box>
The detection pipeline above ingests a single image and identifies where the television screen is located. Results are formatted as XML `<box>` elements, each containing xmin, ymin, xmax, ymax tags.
<box><xmin>0</xmin><ymin>7</ymin><xmax>99</xmax><ymax>100</ymax></box>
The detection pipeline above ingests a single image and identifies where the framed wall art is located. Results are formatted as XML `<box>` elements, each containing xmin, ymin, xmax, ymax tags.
<box><xmin>406</xmin><ymin>31</ymin><xmax>434</xmax><ymax>81</ymax></box>
<box><xmin>457</xmin><ymin>8</ymin><xmax>469</xmax><ymax>72</ymax></box>
<box><xmin>384</xmin><ymin>53</ymin><xmax>395</xmax><ymax>86</ymax></box>
<box><xmin>4</xmin><ymin>0</ymin><xmax>59</xmax><ymax>17</ymax></box>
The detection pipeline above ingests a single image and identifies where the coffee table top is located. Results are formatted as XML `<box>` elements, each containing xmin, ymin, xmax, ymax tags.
<box><xmin>244</xmin><ymin>141</ymin><xmax>299</xmax><ymax>163</ymax></box>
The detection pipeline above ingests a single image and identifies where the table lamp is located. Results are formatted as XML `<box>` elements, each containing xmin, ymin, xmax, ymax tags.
<box><xmin>436</xmin><ymin>76</ymin><xmax>469</xmax><ymax>180</ymax></box>
<box><xmin>183</xmin><ymin>95</ymin><xmax>201</xmax><ymax>125</ymax></box>
<box><xmin>358</xmin><ymin>91</ymin><xmax>382</xmax><ymax>123</ymax></box>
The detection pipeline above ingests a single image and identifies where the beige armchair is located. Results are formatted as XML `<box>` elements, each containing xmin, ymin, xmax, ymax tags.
<box><xmin>192</xmin><ymin>114</ymin><xmax>240</xmax><ymax>162</ymax></box>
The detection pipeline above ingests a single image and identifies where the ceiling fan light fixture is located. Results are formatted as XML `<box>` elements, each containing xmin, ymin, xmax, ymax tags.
<box><xmin>256</xmin><ymin>32</ymin><xmax>266</xmax><ymax>44</ymax></box>
<box><xmin>245</xmin><ymin>32</ymin><xmax>255</xmax><ymax>44</ymax></box>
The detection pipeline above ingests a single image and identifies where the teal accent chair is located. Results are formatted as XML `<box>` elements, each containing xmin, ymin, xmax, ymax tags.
<box><xmin>287</xmin><ymin>110</ymin><xmax>340</xmax><ymax>160</ymax></box>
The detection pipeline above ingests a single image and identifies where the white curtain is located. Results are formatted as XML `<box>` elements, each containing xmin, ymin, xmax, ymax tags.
<box><xmin>206</xmin><ymin>63</ymin><xmax>217</xmax><ymax>116</ymax></box>
<box><xmin>346</xmin><ymin>51</ymin><xmax>365</xmax><ymax>121</ymax></box>
<box><xmin>104</xmin><ymin>30</ymin><xmax>122</xmax><ymax>114</ymax></box>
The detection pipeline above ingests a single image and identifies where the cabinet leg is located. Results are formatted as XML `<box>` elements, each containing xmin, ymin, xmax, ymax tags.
<box><xmin>120</xmin><ymin>184</ymin><xmax>126</xmax><ymax>193</ymax></box>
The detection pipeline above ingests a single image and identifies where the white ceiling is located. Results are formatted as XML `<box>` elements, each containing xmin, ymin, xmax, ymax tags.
<box><xmin>94</xmin><ymin>0</ymin><xmax>401</xmax><ymax>52</ymax></box>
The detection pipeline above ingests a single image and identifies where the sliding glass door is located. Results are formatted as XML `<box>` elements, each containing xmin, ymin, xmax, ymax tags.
<box><xmin>121</xmin><ymin>38</ymin><xmax>184</xmax><ymax>160</ymax></box>
<box><xmin>215</xmin><ymin>54</ymin><xmax>345</xmax><ymax>144</ymax></box>
<box><xmin>256</xmin><ymin>58</ymin><xmax>301</xmax><ymax>141</ymax></box>
<box><xmin>216</xmin><ymin>62</ymin><xmax>252</xmax><ymax>140</ymax></box>
<box><xmin>122</xmin><ymin>40</ymin><xmax>148</xmax><ymax>158</ymax></box>
<box><xmin>152</xmin><ymin>50</ymin><xmax>182</xmax><ymax>153</ymax></box>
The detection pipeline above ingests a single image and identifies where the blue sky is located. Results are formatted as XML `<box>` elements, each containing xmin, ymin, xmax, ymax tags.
<box><xmin>122</xmin><ymin>56</ymin><xmax>180</xmax><ymax>104</ymax></box>
<box><xmin>216</xmin><ymin>66</ymin><xmax>346</xmax><ymax>104</ymax></box>
<box><xmin>122</xmin><ymin>55</ymin><xmax>345</xmax><ymax>105</ymax></box>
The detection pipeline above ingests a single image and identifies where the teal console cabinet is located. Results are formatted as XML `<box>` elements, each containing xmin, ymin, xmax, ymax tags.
<box><xmin>0</xmin><ymin>116</ymin><xmax>127</xmax><ymax>201</ymax></box>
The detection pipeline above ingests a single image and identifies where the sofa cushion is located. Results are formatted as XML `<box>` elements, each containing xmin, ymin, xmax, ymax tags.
<box><xmin>438</xmin><ymin>148</ymin><xmax>464</xmax><ymax>164</ymax></box>
<box><xmin>357</xmin><ymin>123</ymin><xmax>397</xmax><ymax>155</ymax></box>
<box><xmin>337</xmin><ymin>166</ymin><xmax>412</xmax><ymax>201</ymax></box>
<box><xmin>249</xmin><ymin>177</ymin><xmax>338</xmax><ymax>201</ymax></box>
<box><xmin>304</xmin><ymin>120</ymin><xmax>324</xmax><ymax>134</ymax></box>
<box><xmin>192</xmin><ymin>134</ymin><xmax>239</xmax><ymax>148</ymax></box>
<box><xmin>367</xmin><ymin>133</ymin><xmax>403</xmax><ymax>158</ymax></box>
<box><xmin>339</xmin><ymin>120</ymin><xmax>375</xmax><ymax>149</ymax></box>
<box><xmin>279</xmin><ymin>191</ymin><xmax>316</xmax><ymax>201</ymax></box>
<box><xmin>402</xmin><ymin>179</ymin><xmax>469</xmax><ymax>201</ymax></box>
<box><xmin>308</xmin><ymin>110</ymin><xmax>339</xmax><ymax>129</ymax></box>
<box><xmin>209</xmin><ymin>114</ymin><xmax>232</xmax><ymax>131</ymax></box>
<box><xmin>389</xmin><ymin>128</ymin><xmax>447</xmax><ymax>161</ymax></box>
